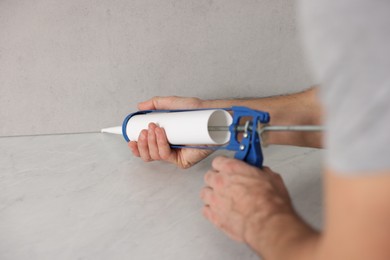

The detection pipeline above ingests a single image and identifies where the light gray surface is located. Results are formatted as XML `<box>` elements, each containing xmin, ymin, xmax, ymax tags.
<box><xmin>0</xmin><ymin>0</ymin><xmax>314</xmax><ymax>137</ymax></box>
<box><xmin>0</xmin><ymin>133</ymin><xmax>323</xmax><ymax>260</ymax></box>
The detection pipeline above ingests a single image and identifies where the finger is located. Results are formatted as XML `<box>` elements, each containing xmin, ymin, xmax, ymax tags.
<box><xmin>204</xmin><ymin>169</ymin><xmax>216</xmax><ymax>185</ymax></box>
<box><xmin>128</xmin><ymin>141</ymin><xmax>140</xmax><ymax>157</ymax></box>
<box><xmin>155</xmin><ymin>127</ymin><xmax>174</xmax><ymax>161</ymax></box>
<box><xmin>137</xmin><ymin>98</ymin><xmax>157</xmax><ymax>110</ymax></box>
<box><xmin>203</xmin><ymin>205</ymin><xmax>244</xmax><ymax>242</ymax></box>
<box><xmin>212</xmin><ymin>156</ymin><xmax>251</xmax><ymax>175</ymax></box>
<box><xmin>147</xmin><ymin>123</ymin><xmax>161</xmax><ymax>160</ymax></box>
<box><xmin>138</xmin><ymin>96</ymin><xmax>174</xmax><ymax>110</ymax></box>
<box><xmin>202</xmin><ymin>205</ymin><xmax>226</xmax><ymax>233</ymax></box>
<box><xmin>137</xmin><ymin>130</ymin><xmax>152</xmax><ymax>162</ymax></box>
<box><xmin>204</xmin><ymin>169</ymin><xmax>224</xmax><ymax>190</ymax></box>
<box><xmin>202</xmin><ymin>205</ymin><xmax>220</xmax><ymax>226</ymax></box>
<box><xmin>200</xmin><ymin>186</ymin><xmax>217</xmax><ymax>206</ymax></box>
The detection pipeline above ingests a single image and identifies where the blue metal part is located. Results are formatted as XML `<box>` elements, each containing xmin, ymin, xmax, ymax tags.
<box><xmin>225</xmin><ymin>106</ymin><xmax>270</xmax><ymax>168</ymax></box>
<box><xmin>122</xmin><ymin>106</ymin><xmax>270</xmax><ymax>168</ymax></box>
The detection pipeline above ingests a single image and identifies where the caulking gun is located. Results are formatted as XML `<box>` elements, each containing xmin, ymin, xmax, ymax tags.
<box><xmin>102</xmin><ymin>106</ymin><xmax>324</xmax><ymax>168</ymax></box>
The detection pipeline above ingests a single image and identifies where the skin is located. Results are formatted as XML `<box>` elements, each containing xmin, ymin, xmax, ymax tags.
<box><xmin>129</xmin><ymin>88</ymin><xmax>390</xmax><ymax>259</ymax></box>
<box><xmin>128</xmin><ymin>96</ymin><xmax>213</xmax><ymax>169</ymax></box>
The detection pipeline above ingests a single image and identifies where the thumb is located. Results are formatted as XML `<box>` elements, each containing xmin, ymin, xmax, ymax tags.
<box><xmin>137</xmin><ymin>96</ymin><xmax>173</xmax><ymax>110</ymax></box>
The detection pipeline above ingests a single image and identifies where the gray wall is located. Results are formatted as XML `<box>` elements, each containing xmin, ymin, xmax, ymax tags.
<box><xmin>0</xmin><ymin>0</ymin><xmax>314</xmax><ymax>136</ymax></box>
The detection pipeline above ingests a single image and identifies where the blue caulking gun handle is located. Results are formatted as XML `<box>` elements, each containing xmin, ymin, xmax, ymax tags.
<box><xmin>122</xmin><ymin>106</ymin><xmax>270</xmax><ymax>168</ymax></box>
<box><xmin>225</xmin><ymin>106</ymin><xmax>270</xmax><ymax>168</ymax></box>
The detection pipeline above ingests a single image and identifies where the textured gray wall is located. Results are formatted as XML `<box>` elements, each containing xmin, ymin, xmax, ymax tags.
<box><xmin>0</xmin><ymin>0</ymin><xmax>313</xmax><ymax>136</ymax></box>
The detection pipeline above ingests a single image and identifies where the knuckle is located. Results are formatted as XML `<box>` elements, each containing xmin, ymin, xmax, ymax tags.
<box><xmin>138</xmin><ymin>134</ymin><xmax>145</xmax><ymax>143</ymax></box>
<box><xmin>225</xmin><ymin>159</ymin><xmax>242</xmax><ymax>172</ymax></box>
<box><xmin>156</xmin><ymin>136</ymin><xmax>165</xmax><ymax>145</ymax></box>
<box><xmin>214</xmin><ymin>174</ymin><xmax>225</xmax><ymax>189</ymax></box>
<box><xmin>262</xmin><ymin>166</ymin><xmax>271</xmax><ymax>172</ymax></box>
<box><xmin>139</xmin><ymin>130</ymin><xmax>147</xmax><ymax>142</ymax></box>
<box><xmin>140</xmin><ymin>154</ymin><xmax>152</xmax><ymax>162</ymax></box>
<box><xmin>150</xmin><ymin>154</ymin><xmax>160</xmax><ymax>160</ymax></box>
<box><xmin>147</xmin><ymin>127</ymin><xmax>154</xmax><ymax>135</ymax></box>
<box><xmin>204</xmin><ymin>171</ymin><xmax>212</xmax><ymax>184</ymax></box>
<box><xmin>160</xmin><ymin>151</ymin><xmax>172</xmax><ymax>161</ymax></box>
<box><xmin>151</xmin><ymin>96</ymin><xmax>161</xmax><ymax>108</ymax></box>
<box><xmin>159</xmin><ymin>151</ymin><xmax>170</xmax><ymax>160</ymax></box>
<box><xmin>224</xmin><ymin>160</ymin><xmax>236</xmax><ymax>170</ymax></box>
<box><xmin>187</xmin><ymin>97</ymin><xmax>201</xmax><ymax>107</ymax></box>
<box><xmin>210</xmin><ymin>193</ymin><xmax>218</xmax><ymax>206</ymax></box>
<box><xmin>273</xmin><ymin>172</ymin><xmax>283</xmax><ymax>181</ymax></box>
<box><xmin>212</xmin><ymin>156</ymin><xmax>227</xmax><ymax>169</ymax></box>
<box><xmin>259</xmin><ymin>181</ymin><xmax>273</xmax><ymax>193</ymax></box>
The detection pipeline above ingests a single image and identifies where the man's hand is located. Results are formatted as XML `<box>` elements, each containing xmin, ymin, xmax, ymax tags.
<box><xmin>128</xmin><ymin>96</ymin><xmax>213</xmax><ymax>169</ymax></box>
<box><xmin>200</xmin><ymin>156</ymin><xmax>294</xmax><ymax>247</ymax></box>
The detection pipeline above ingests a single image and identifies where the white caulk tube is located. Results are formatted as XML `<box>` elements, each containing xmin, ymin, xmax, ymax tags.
<box><xmin>125</xmin><ymin>110</ymin><xmax>233</xmax><ymax>145</ymax></box>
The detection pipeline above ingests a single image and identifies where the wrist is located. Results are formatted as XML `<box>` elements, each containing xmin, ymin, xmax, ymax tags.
<box><xmin>262</xmin><ymin>88</ymin><xmax>323</xmax><ymax>147</ymax></box>
<box><xmin>245</xmin><ymin>211</ymin><xmax>319</xmax><ymax>260</ymax></box>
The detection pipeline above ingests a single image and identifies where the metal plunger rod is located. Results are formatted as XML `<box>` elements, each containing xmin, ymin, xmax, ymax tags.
<box><xmin>260</xmin><ymin>125</ymin><xmax>324</xmax><ymax>132</ymax></box>
<box><xmin>208</xmin><ymin>125</ymin><xmax>325</xmax><ymax>133</ymax></box>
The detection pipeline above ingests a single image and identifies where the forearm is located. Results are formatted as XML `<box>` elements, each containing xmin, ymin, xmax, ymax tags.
<box><xmin>201</xmin><ymin>87</ymin><xmax>323</xmax><ymax>148</ymax></box>
<box><xmin>247</xmin><ymin>211</ymin><xmax>320</xmax><ymax>260</ymax></box>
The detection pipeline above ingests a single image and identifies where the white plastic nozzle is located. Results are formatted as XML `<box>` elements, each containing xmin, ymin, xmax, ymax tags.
<box><xmin>101</xmin><ymin>126</ymin><xmax>122</xmax><ymax>135</ymax></box>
